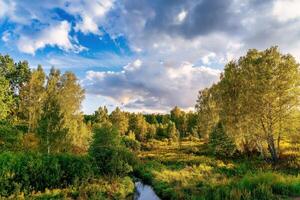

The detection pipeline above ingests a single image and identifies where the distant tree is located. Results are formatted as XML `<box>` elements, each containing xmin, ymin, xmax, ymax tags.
<box><xmin>94</xmin><ymin>106</ymin><xmax>109</xmax><ymax>125</ymax></box>
<box><xmin>186</xmin><ymin>112</ymin><xmax>198</xmax><ymax>137</ymax></box>
<box><xmin>144</xmin><ymin>114</ymin><xmax>158</xmax><ymax>124</ymax></box>
<box><xmin>156</xmin><ymin>123</ymin><xmax>166</xmax><ymax>139</ymax></box>
<box><xmin>209</xmin><ymin>122</ymin><xmax>235</xmax><ymax>157</ymax></box>
<box><xmin>146</xmin><ymin>124</ymin><xmax>157</xmax><ymax>139</ymax></box>
<box><xmin>110</xmin><ymin>107</ymin><xmax>129</xmax><ymax>135</ymax></box>
<box><xmin>166</xmin><ymin>121</ymin><xmax>179</xmax><ymax>141</ymax></box>
<box><xmin>170</xmin><ymin>106</ymin><xmax>187</xmax><ymax>137</ymax></box>
<box><xmin>129</xmin><ymin>114</ymin><xmax>148</xmax><ymax>141</ymax></box>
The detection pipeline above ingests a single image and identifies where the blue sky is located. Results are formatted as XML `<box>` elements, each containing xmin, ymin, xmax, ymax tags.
<box><xmin>1</xmin><ymin>0</ymin><xmax>300</xmax><ymax>113</ymax></box>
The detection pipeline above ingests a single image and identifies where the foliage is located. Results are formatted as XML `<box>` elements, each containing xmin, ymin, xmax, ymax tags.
<box><xmin>129</xmin><ymin>113</ymin><xmax>149</xmax><ymax>141</ymax></box>
<box><xmin>36</xmin><ymin>94</ymin><xmax>67</xmax><ymax>154</ymax></box>
<box><xmin>196</xmin><ymin>47</ymin><xmax>300</xmax><ymax>162</ymax></box>
<box><xmin>209</xmin><ymin>122</ymin><xmax>236</xmax><ymax>157</ymax></box>
<box><xmin>0</xmin><ymin>121</ymin><xmax>23</xmax><ymax>152</ymax></box>
<box><xmin>0</xmin><ymin>76</ymin><xmax>13</xmax><ymax>120</ymax></box>
<box><xmin>19</xmin><ymin>65</ymin><xmax>45</xmax><ymax>133</ymax></box>
<box><xmin>109</xmin><ymin>107</ymin><xmax>129</xmax><ymax>135</ymax></box>
<box><xmin>122</xmin><ymin>136</ymin><xmax>141</xmax><ymax>151</ymax></box>
<box><xmin>0</xmin><ymin>152</ymin><xmax>93</xmax><ymax>197</ymax></box>
<box><xmin>89</xmin><ymin>126</ymin><xmax>137</xmax><ymax>177</ymax></box>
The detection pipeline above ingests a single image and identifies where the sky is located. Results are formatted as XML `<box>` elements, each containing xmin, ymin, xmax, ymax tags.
<box><xmin>1</xmin><ymin>0</ymin><xmax>300</xmax><ymax>114</ymax></box>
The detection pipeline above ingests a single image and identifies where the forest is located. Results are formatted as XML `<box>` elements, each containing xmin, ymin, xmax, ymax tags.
<box><xmin>0</xmin><ymin>46</ymin><xmax>299</xmax><ymax>200</ymax></box>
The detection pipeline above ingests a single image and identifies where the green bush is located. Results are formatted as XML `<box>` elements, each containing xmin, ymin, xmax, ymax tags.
<box><xmin>89</xmin><ymin>126</ymin><xmax>137</xmax><ymax>177</ymax></box>
<box><xmin>0</xmin><ymin>152</ymin><xmax>93</xmax><ymax>196</ymax></box>
<box><xmin>122</xmin><ymin>136</ymin><xmax>141</xmax><ymax>151</ymax></box>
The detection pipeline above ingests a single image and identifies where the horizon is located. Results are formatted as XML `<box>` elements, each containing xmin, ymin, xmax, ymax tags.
<box><xmin>1</xmin><ymin>0</ymin><xmax>300</xmax><ymax>114</ymax></box>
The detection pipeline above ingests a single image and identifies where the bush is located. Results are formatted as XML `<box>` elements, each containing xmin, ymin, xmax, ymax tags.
<box><xmin>122</xmin><ymin>136</ymin><xmax>141</xmax><ymax>151</ymax></box>
<box><xmin>0</xmin><ymin>152</ymin><xmax>93</xmax><ymax>196</ymax></box>
<box><xmin>89</xmin><ymin>126</ymin><xmax>137</xmax><ymax>177</ymax></box>
<box><xmin>209</xmin><ymin>122</ymin><xmax>236</xmax><ymax>157</ymax></box>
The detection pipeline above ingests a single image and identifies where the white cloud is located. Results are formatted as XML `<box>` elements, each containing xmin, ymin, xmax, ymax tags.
<box><xmin>0</xmin><ymin>0</ymin><xmax>14</xmax><ymax>19</ymax></box>
<box><xmin>273</xmin><ymin>0</ymin><xmax>300</xmax><ymax>22</ymax></box>
<box><xmin>176</xmin><ymin>10</ymin><xmax>187</xmax><ymax>24</ymax></box>
<box><xmin>83</xmin><ymin>60</ymin><xmax>220</xmax><ymax>111</ymax></box>
<box><xmin>201</xmin><ymin>52</ymin><xmax>216</xmax><ymax>65</ymax></box>
<box><xmin>17</xmin><ymin>21</ymin><xmax>85</xmax><ymax>55</ymax></box>
<box><xmin>69</xmin><ymin>0</ymin><xmax>114</xmax><ymax>35</ymax></box>
<box><xmin>75</xmin><ymin>14</ymin><xmax>100</xmax><ymax>35</ymax></box>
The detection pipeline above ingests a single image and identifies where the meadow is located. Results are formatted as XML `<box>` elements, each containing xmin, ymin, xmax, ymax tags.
<box><xmin>135</xmin><ymin>138</ymin><xmax>300</xmax><ymax>200</ymax></box>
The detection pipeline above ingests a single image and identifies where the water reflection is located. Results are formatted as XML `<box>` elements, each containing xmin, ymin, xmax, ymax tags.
<box><xmin>134</xmin><ymin>181</ymin><xmax>160</xmax><ymax>200</ymax></box>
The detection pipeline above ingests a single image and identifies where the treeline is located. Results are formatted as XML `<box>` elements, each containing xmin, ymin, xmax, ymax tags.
<box><xmin>84</xmin><ymin>106</ymin><xmax>199</xmax><ymax>142</ymax></box>
<box><xmin>195</xmin><ymin>47</ymin><xmax>300</xmax><ymax>162</ymax></box>
<box><xmin>0</xmin><ymin>55</ymin><xmax>90</xmax><ymax>154</ymax></box>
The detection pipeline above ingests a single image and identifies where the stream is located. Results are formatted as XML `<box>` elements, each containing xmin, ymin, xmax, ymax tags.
<box><xmin>134</xmin><ymin>181</ymin><xmax>161</xmax><ymax>200</ymax></box>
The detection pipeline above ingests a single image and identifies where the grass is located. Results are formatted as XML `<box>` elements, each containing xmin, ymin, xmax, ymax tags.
<box><xmin>135</xmin><ymin>138</ymin><xmax>300</xmax><ymax>200</ymax></box>
<box><xmin>2</xmin><ymin>176</ymin><xmax>134</xmax><ymax>200</ymax></box>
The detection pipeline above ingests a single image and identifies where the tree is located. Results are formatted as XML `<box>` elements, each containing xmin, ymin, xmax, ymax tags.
<box><xmin>237</xmin><ymin>47</ymin><xmax>300</xmax><ymax>162</ymax></box>
<box><xmin>209</xmin><ymin>122</ymin><xmax>235</xmax><ymax>157</ymax></box>
<box><xmin>19</xmin><ymin>65</ymin><xmax>46</xmax><ymax>133</ymax></box>
<box><xmin>89</xmin><ymin>126</ymin><xmax>136</xmax><ymax>177</ymax></box>
<box><xmin>109</xmin><ymin>107</ymin><xmax>129</xmax><ymax>135</ymax></box>
<box><xmin>170</xmin><ymin>106</ymin><xmax>187</xmax><ymax>137</ymax></box>
<box><xmin>216</xmin><ymin>61</ymin><xmax>257</xmax><ymax>153</ymax></box>
<box><xmin>0</xmin><ymin>76</ymin><xmax>13</xmax><ymax>120</ymax></box>
<box><xmin>195</xmin><ymin>87</ymin><xmax>219</xmax><ymax>139</ymax></box>
<box><xmin>197</xmin><ymin>46</ymin><xmax>300</xmax><ymax>162</ymax></box>
<box><xmin>59</xmin><ymin>71</ymin><xmax>87</xmax><ymax>149</ymax></box>
<box><xmin>129</xmin><ymin>114</ymin><xmax>148</xmax><ymax>141</ymax></box>
<box><xmin>94</xmin><ymin>106</ymin><xmax>109</xmax><ymax>125</ymax></box>
<box><xmin>36</xmin><ymin>94</ymin><xmax>67</xmax><ymax>154</ymax></box>
<box><xmin>166</xmin><ymin>121</ymin><xmax>179</xmax><ymax>141</ymax></box>
<box><xmin>186</xmin><ymin>112</ymin><xmax>198</xmax><ymax>137</ymax></box>
<box><xmin>0</xmin><ymin>55</ymin><xmax>31</xmax><ymax>119</ymax></box>
<box><xmin>36</xmin><ymin>67</ymin><xmax>67</xmax><ymax>154</ymax></box>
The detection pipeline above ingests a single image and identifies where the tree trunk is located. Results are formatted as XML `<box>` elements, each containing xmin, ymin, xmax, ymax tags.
<box><xmin>267</xmin><ymin>135</ymin><xmax>278</xmax><ymax>163</ymax></box>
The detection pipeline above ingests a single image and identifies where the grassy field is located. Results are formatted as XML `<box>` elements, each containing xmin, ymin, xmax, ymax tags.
<box><xmin>135</xmin><ymin>138</ymin><xmax>300</xmax><ymax>200</ymax></box>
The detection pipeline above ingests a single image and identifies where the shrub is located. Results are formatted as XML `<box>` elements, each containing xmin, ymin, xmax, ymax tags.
<box><xmin>0</xmin><ymin>152</ymin><xmax>93</xmax><ymax>196</ymax></box>
<box><xmin>122</xmin><ymin>136</ymin><xmax>141</xmax><ymax>151</ymax></box>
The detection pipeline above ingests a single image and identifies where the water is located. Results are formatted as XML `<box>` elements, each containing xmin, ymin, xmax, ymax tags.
<box><xmin>134</xmin><ymin>181</ymin><xmax>161</xmax><ymax>200</ymax></box>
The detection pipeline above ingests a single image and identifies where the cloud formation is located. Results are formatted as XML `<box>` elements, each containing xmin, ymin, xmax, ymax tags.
<box><xmin>83</xmin><ymin>60</ymin><xmax>220</xmax><ymax>111</ymax></box>
<box><xmin>1</xmin><ymin>0</ymin><xmax>300</xmax><ymax>112</ymax></box>
<box><xmin>17</xmin><ymin>21</ymin><xmax>85</xmax><ymax>55</ymax></box>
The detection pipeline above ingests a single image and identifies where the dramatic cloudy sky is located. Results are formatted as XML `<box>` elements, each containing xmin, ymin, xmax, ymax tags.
<box><xmin>1</xmin><ymin>0</ymin><xmax>300</xmax><ymax>113</ymax></box>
